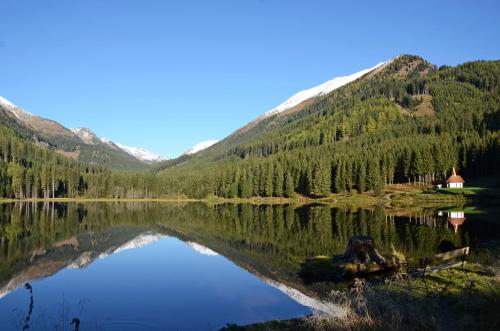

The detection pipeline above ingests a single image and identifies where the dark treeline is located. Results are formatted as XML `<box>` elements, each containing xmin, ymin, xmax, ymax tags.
<box><xmin>0</xmin><ymin>56</ymin><xmax>499</xmax><ymax>199</ymax></box>
<box><xmin>0</xmin><ymin>124</ymin><xmax>166</xmax><ymax>199</ymax></box>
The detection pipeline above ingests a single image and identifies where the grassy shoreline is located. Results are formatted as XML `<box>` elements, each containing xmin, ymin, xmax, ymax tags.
<box><xmin>0</xmin><ymin>185</ymin><xmax>476</xmax><ymax>207</ymax></box>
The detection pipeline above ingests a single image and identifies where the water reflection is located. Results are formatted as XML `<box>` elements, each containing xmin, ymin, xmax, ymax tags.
<box><xmin>0</xmin><ymin>202</ymin><xmax>497</xmax><ymax>329</ymax></box>
<box><xmin>437</xmin><ymin>210</ymin><xmax>467</xmax><ymax>233</ymax></box>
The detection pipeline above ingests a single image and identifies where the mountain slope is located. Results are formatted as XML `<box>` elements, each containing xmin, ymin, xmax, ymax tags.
<box><xmin>0</xmin><ymin>98</ymin><xmax>154</xmax><ymax>170</ymax></box>
<box><xmin>263</xmin><ymin>59</ymin><xmax>391</xmax><ymax>118</ymax></box>
<box><xmin>70</xmin><ymin>127</ymin><xmax>165</xmax><ymax>163</ymax></box>
<box><xmin>185</xmin><ymin>140</ymin><xmax>219</xmax><ymax>155</ymax></box>
<box><xmin>154</xmin><ymin>58</ymin><xmax>395</xmax><ymax>172</ymax></box>
<box><xmin>114</xmin><ymin>142</ymin><xmax>165</xmax><ymax>163</ymax></box>
<box><xmin>156</xmin><ymin>55</ymin><xmax>500</xmax><ymax>198</ymax></box>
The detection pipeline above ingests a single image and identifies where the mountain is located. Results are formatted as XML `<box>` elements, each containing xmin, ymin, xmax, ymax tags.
<box><xmin>155</xmin><ymin>55</ymin><xmax>500</xmax><ymax>198</ymax></box>
<box><xmin>154</xmin><ymin>59</ymin><xmax>394</xmax><ymax>171</ymax></box>
<box><xmin>232</xmin><ymin>57</ymin><xmax>397</xmax><ymax>150</ymax></box>
<box><xmin>0</xmin><ymin>97</ymin><xmax>160</xmax><ymax>170</ymax></box>
<box><xmin>70</xmin><ymin>127</ymin><xmax>102</xmax><ymax>144</ymax></box>
<box><xmin>263</xmin><ymin>58</ymin><xmax>391</xmax><ymax>119</ymax></box>
<box><xmin>157</xmin><ymin>57</ymin><xmax>399</xmax><ymax>167</ymax></box>
<box><xmin>114</xmin><ymin>142</ymin><xmax>165</xmax><ymax>163</ymax></box>
<box><xmin>226</xmin><ymin>58</ymin><xmax>395</xmax><ymax>141</ymax></box>
<box><xmin>70</xmin><ymin>127</ymin><xmax>165</xmax><ymax>163</ymax></box>
<box><xmin>185</xmin><ymin>140</ymin><xmax>219</xmax><ymax>155</ymax></box>
<box><xmin>0</xmin><ymin>96</ymin><xmax>77</xmax><ymax>139</ymax></box>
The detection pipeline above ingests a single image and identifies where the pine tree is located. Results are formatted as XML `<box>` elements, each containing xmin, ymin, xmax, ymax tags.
<box><xmin>367</xmin><ymin>159</ymin><xmax>383</xmax><ymax>195</ymax></box>
<box><xmin>264</xmin><ymin>163</ymin><xmax>274</xmax><ymax>197</ymax></box>
<box><xmin>273</xmin><ymin>163</ymin><xmax>284</xmax><ymax>197</ymax></box>
<box><xmin>284</xmin><ymin>171</ymin><xmax>294</xmax><ymax>197</ymax></box>
<box><xmin>312</xmin><ymin>160</ymin><xmax>331</xmax><ymax>197</ymax></box>
<box><xmin>356</xmin><ymin>161</ymin><xmax>367</xmax><ymax>193</ymax></box>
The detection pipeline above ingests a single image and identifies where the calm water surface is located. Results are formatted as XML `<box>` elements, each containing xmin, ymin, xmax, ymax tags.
<box><xmin>0</xmin><ymin>202</ymin><xmax>498</xmax><ymax>330</ymax></box>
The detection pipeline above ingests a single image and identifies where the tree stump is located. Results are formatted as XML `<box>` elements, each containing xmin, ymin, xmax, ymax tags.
<box><xmin>343</xmin><ymin>236</ymin><xmax>386</xmax><ymax>265</ymax></box>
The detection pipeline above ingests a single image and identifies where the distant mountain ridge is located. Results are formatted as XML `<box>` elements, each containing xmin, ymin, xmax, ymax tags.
<box><xmin>70</xmin><ymin>127</ymin><xmax>165</xmax><ymax>163</ymax></box>
<box><xmin>0</xmin><ymin>97</ymin><xmax>164</xmax><ymax>169</ymax></box>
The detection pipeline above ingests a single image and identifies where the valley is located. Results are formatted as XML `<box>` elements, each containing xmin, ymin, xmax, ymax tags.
<box><xmin>1</xmin><ymin>55</ymin><xmax>498</xmax><ymax>202</ymax></box>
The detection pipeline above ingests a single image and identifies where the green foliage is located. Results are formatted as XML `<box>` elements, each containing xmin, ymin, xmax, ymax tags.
<box><xmin>154</xmin><ymin>56</ymin><xmax>500</xmax><ymax>198</ymax></box>
<box><xmin>311</xmin><ymin>160</ymin><xmax>331</xmax><ymax>197</ymax></box>
<box><xmin>284</xmin><ymin>171</ymin><xmax>294</xmax><ymax>198</ymax></box>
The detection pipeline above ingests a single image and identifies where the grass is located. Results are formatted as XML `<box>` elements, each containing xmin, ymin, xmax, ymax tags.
<box><xmin>437</xmin><ymin>187</ymin><xmax>487</xmax><ymax>195</ymax></box>
<box><xmin>207</xmin><ymin>187</ymin><xmax>463</xmax><ymax>209</ymax></box>
<box><xmin>386</xmin><ymin>184</ymin><xmax>466</xmax><ymax>208</ymax></box>
<box><xmin>221</xmin><ymin>263</ymin><xmax>500</xmax><ymax>331</ymax></box>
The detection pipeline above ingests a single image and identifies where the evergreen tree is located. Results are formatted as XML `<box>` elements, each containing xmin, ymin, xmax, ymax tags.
<box><xmin>284</xmin><ymin>171</ymin><xmax>294</xmax><ymax>197</ymax></box>
<box><xmin>273</xmin><ymin>163</ymin><xmax>284</xmax><ymax>197</ymax></box>
<box><xmin>312</xmin><ymin>160</ymin><xmax>331</xmax><ymax>197</ymax></box>
<box><xmin>264</xmin><ymin>163</ymin><xmax>274</xmax><ymax>197</ymax></box>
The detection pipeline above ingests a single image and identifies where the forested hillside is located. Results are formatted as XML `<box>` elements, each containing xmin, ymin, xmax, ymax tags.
<box><xmin>0</xmin><ymin>122</ymin><xmax>164</xmax><ymax>199</ymax></box>
<box><xmin>157</xmin><ymin>55</ymin><xmax>500</xmax><ymax>198</ymax></box>
<box><xmin>0</xmin><ymin>102</ymin><xmax>148</xmax><ymax>171</ymax></box>
<box><xmin>0</xmin><ymin>55</ymin><xmax>499</xmax><ymax>199</ymax></box>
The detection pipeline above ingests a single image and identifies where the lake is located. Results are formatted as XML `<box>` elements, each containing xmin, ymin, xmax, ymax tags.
<box><xmin>0</xmin><ymin>202</ymin><xmax>498</xmax><ymax>330</ymax></box>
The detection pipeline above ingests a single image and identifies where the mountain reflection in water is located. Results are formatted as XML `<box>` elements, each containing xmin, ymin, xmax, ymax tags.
<box><xmin>0</xmin><ymin>202</ymin><xmax>497</xmax><ymax>330</ymax></box>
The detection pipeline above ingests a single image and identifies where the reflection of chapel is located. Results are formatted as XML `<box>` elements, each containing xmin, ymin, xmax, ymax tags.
<box><xmin>447</xmin><ymin>211</ymin><xmax>466</xmax><ymax>233</ymax></box>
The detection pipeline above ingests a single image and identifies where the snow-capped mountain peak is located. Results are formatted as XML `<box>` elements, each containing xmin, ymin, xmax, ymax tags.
<box><xmin>100</xmin><ymin>137</ymin><xmax>112</xmax><ymax>144</ymax></box>
<box><xmin>185</xmin><ymin>140</ymin><xmax>219</xmax><ymax>155</ymax></box>
<box><xmin>69</xmin><ymin>128</ymin><xmax>165</xmax><ymax>163</ymax></box>
<box><xmin>70</xmin><ymin>127</ymin><xmax>98</xmax><ymax>144</ymax></box>
<box><xmin>0</xmin><ymin>96</ymin><xmax>17</xmax><ymax>109</ymax></box>
<box><xmin>115</xmin><ymin>142</ymin><xmax>165</xmax><ymax>163</ymax></box>
<box><xmin>263</xmin><ymin>59</ymin><xmax>392</xmax><ymax>118</ymax></box>
<box><xmin>0</xmin><ymin>96</ymin><xmax>35</xmax><ymax>120</ymax></box>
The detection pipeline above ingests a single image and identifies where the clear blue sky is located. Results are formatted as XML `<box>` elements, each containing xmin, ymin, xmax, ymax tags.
<box><xmin>1</xmin><ymin>0</ymin><xmax>499</xmax><ymax>157</ymax></box>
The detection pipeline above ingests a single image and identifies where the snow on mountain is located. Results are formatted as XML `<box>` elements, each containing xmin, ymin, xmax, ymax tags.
<box><xmin>96</xmin><ymin>232</ymin><xmax>164</xmax><ymax>260</ymax></box>
<box><xmin>1</xmin><ymin>97</ymin><xmax>164</xmax><ymax>164</ymax></box>
<box><xmin>100</xmin><ymin>137</ymin><xmax>112</xmax><ymax>144</ymax></box>
<box><xmin>115</xmin><ymin>142</ymin><xmax>165</xmax><ymax>162</ymax></box>
<box><xmin>187</xmin><ymin>241</ymin><xmax>219</xmax><ymax>256</ymax></box>
<box><xmin>113</xmin><ymin>232</ymin><xmax>164</xmax><ymax>254</ymax></box>
<box><xmin>185</xmin><ymin>140</ymin><xmax>219</xmax><ymax>155</ymax></box>
<box><xmin>69</xmin><ymin>127</ymin><xmax>165</xmax><ymax>162</ymax></box>
<box><xmin>70</xmin><ymin>233</ymin><xmax>164</xmax><ymax>268</ymax></box>
<box><xmin>263</xmin><ymin>59</ymin><xmax>392</xmax><ymax>118</ymax></box>
<box><xmin>70</xmin><ymin>127</ymin><xmax>98</xmax><ymax>144</ymax></box>
<box><xmin>261</xmin><ymin>276</ymin><xmax>345</xmax><ymax>317</ymax></box>
<box><xmin>0</xmin><ymin>96</ymin><xmax>35</xmax><ymax>120</ymax></box>
<box><xmin>0</xmin><ymin>96</ymin><xmax>17</xmax><ymax>109</ymax></box>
